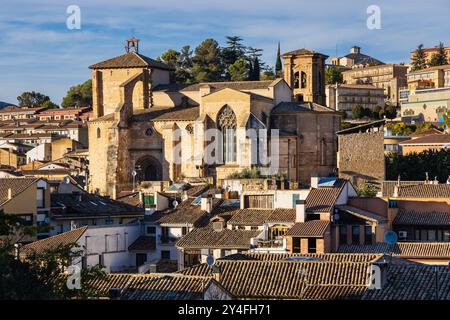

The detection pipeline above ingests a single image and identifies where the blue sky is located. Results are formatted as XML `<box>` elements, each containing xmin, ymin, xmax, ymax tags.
<box><xmin>0</xmin><ymin>0</ymin><xmax>449</xmax><ymax>105</ymax></box>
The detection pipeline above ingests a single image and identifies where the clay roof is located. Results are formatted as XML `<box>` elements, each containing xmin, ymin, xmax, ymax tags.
<box><xmin>176</xmin><ymin>225</ymin><xmax>260</xmax><ymax>249</ymax></box>
<box><xmin>131</xmin><ymin>106</ymin><xmax>199</xmax><ymax>122</ymax></box>
<box><xmin>21</xmin><ymin>226</ymin><xmax>87</xmax><ymax>256</ymax></box>
<box><xmin>336</xmin><ymin>205</ymin><xmax>387</xmax><ymax>223</ymax></box>
<box><xmin>179</xmin><ymin>259</ymin><xmax>371</xmax><ymax>299</ymax></box>
<box><xmin>336</xmin><ymin>119</ymin><xmax>385</xmax><ymax>135</ymax></box>
<box><xmin>381</xmin><ymin>180</ymin><xmax>426</xmax><ymax>197</ymax></box>
<box><xmin>0</xmin><ymin>177</ymin><xmax>39</xmax><ymax>206</ymax></box>
<box><xmin>393</xmin><ymin>210</ymin><xmax>450</xmax><ymax>226</ymax></box>
<box><xmin>51</xmin><ymin>193</ymin><xmax>144</xmax><ymax>219</ymax></box>
<box><xmin>410</xmin><ymin>128</ymin><xmax>445</xmax><ymax>137</ymax></box>
<box><xmin>221</xmin><ymin>252</ymin><xmax>382</xmax><ymax>263</ymax></box>
<box><xmin>271</xmin><ymin>101</ymin><xmax>335</xmax><ymax>114</ymax></box>
<box><xmin>116</xmin><ymin>191</ymin><xmax>142</xmax><ymax>207</ymax></box>
<box><xmin>399</xmin><ymin>134</ymin><xmax>450</xmax><ymax>145</ymax></box>
<box><xmin>151</xmin><ymin>199</ymin><xmax>210</xmax><ymax>227</ymax></box>
<box><xmin>283</xmin><ymin>48</ymin><xmax>328</xmax><ymax>58</ymax></box>
<box><xmin>227</xmin><ymin>208</ymin><xmax>295</xmax><ymax>226</ymax></box>
<box><xmin>153</xmin><ymin>80</ymin><xmax>278</xmax><ymax>92</ymax></box>
<box><xmin>305</xmin><ymin>179</ymin><xmax>347</xmax><ymax>213</ymax></box>
<box><xmin>89</xmin><ymin>52</ymin><xmax>174</xmax><ymax>71</ymax></box>
<box><xmin>408</xmin><ymin>64</ymin><xmax>450</xmax><ymax>74</ymax></box>
<box><xmin>128</xmin><ymin>235</ymin><xmax>156</xmax><ymax>251</ymax></box>
<box><xmin>338</xmin><ymin>242</ymin><xmax>450</xmax><ymax>258</ymax></box>
<box><xmin>340</xmin><ymin>52</ymin><xmax>384</xmax><ymax>66</ymax></box>
<box><xmin>284</xmin><ymin>220</ymin><xmax>330</xmax><ymax>237</ymax></box>
<box><xmin>397</xmin><ymin>184</ymin><xmax>450</xmax><ymax>198</ymax></box>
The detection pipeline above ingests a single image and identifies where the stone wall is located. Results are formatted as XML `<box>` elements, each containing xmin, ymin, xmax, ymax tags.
<box><xmin>338</xmin><ymin>130</ymin><xmax>385</xmax><ymax>189</ymax></box>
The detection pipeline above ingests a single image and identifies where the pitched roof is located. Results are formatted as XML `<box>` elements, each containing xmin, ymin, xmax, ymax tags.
<box><xmin>305</xmin><ymin>179</ymin><xmax>347</xmax><ymax>213</ymax></box>
<box><xmin>381</xmin><ymin>180</ymin><xmax>426</xmax><ymax>197</ymax></box>
<box><xmin>128</xmin><ymin>236</ymin><xmax>156</xmax><ymax>251</ymax></box>
<box><xmin>153</xmin><ymin>80</ymin><xmax>278</xmax><ymax>92</ymax></box>
<box><xmin>340</xmin><ymin>52</ymin><xmax>384</xmax><ymax>66</ymax></box>
<box><xmin>271</xmin><ymin>102</ymin><xmax>335</xmax><ymax>114</ymax></box>
<box><xmin>227</xmin><ymin>208</ymin><xmax>295</xmax><ymax>226</ymax></box>
<box><xmin>399</xmin><ymin>134</ymin><xmax>450</xmax><ymax>145</ymax></box>
<box><xmin>221</xmin><ymin>252</ymin><xmax>382</xmax><ymax>263</ymax></box>
<box><xmin>336</xmin><ymin>205</ymin><xmax>387</xmax><ymax>223</ymax></box>
<box><xmin>51</xmin><ymin>193</ymin><xmax>144</xmax><ymax>219</ymax></box>
<box><xmin>393</xmin><ymin>210</ymin><xmax>450</xmax><ymax>226</ymax></box>
<box><xmin>284</xmin><ymin>220</ymin><xmax>330</xmax><ymax>237</ymax></box>
<box><xmin>89</xmin><ymin>52</ymin><xmax>174</xmax><ymax>70</ymax></box>
<box><xmin>179</xmin><ymin>259</ymin><xmax>371</xmax><ymax>299</ymax></box>
<box><xmin>150</xmin><ymin>199</ymin><xmax>210</xmax><ymax>227</ymax></box>
<box><xmin>176</xmin><ymin>225</ymin><xmax>260</xmax><ymax>249</ymax></box>
<box><xmin>131</xmin><ymin>106</ymin><xmax>199</xmax><ymax>122</ymax></box>
<box><xmin>397</xmin><ymin>184</ymin><xmax>450</xmax><ymax>198</ymax></box>
<box><xmin>21</xmin><ymin>226</ymin><xmax>87</xmax><ymax>256</ymax></box>
<box><xmin>338</xmin><ymin>242</ymin><xmax>450</xmax><ymax>258</ymax></box>
<box><xmin>283</xmin><ymin>48</ymin><xmax>328</xmax><ymax>58</ymax></box>
<box><xmin>0</xmin><ymin>177</ymin><xmax>38</xmax><ymax>206</ymax></box>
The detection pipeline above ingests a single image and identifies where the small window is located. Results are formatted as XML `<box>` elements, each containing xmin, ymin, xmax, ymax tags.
<box><xmin>161</xmin><ymin>250</ymin><xmax>171</xmax><ymax>260</ymax></box>
<box><xmin>182</xmin><ymin>227</ymin><xmax>188</xmax><ymax>236</ymax></box>
<box><xmin>146</xmin><ymin>226</ymin><xmax>156</xmax><ymax>234</ymax></box>
<box><xmin>97</xmin><ymin>127</ymin><xmax>101</xmax><ymax>138</ymax></box>
<box><xmin>145</xmin><ymin>128</ymin><xmax>154</xmax><ymax>136</ymax></box>
<box><xmin>339</xmin><ymin>225</ymin><xmax>347</xmax><ymax>245</ymax></box>
<box><xmin>307</xmin><ymin>238</ymin><xmax>316</xmax><ymax>253</ymax></box>
<box><xmin>364</xmin><ymin>226</ymin><xmax>372</xmax><ymax>244</ymax></box>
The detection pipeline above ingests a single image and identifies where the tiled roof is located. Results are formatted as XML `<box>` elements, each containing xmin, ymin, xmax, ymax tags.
<box><xmin>362</xmin><ymin>265</ymin><xmax>450</xmax><ymax>300</ymax></box>
<box><xmin>336</xmin><ymin>205</ymin><xmax>387</xmax><ymax>223</ymax></box>
<box><xmin>67</xmin><ymin>273</ymin><xmax>209</xmax><ymax>299</ymax></box>
<box><xmin>271</xmin><ymin>102</ymin><xmax>335</xmax><ymax>114</ymax></box>
<box><xmin>176</xmin><ymin>225</ymin><xmax>260</xmax><ymax>249</ymax></box>
<box><xmin>399</xmin><ymin>134</ymin><xmax>450</xmax><ymax>145</ymax></box>
<box><xmin>393</xmin><ymin>210</ymin><xmax>450</xmax><ymax>226</ymax></box>
<box><xmin>410</xmin><ymin>128</ymin><xmax>445</xmax><ymax>137</ymax></box>
<box><xmin>116</xmin><ymin>191</ymin><xmax>142</xmax><ymax>207</ymax></box>
<box><xmin>179</xmin><ymin>259</ymin><xmax>370</xmax><ymax>299</ymax></box>
<box><xmin>0</xmin><ymin>177</ymin><xmax>38</xmax><ymax>206</ymax></box>
<box><xmin>131</xmin><ymin>106</ymin><xmax>199</xmax><ymax>122</ymax></box>
<box><xmin>89</xmin><ymin>52</ymin><xmax>174</xmax><ymax>71</ymax></box>
<box><xmin>220</xmin><ymin>252</ymin><xmax>382</xmax><ymax>263</ymax></box>
<box><xmin>340</xmin><ymin>52</ymin><xmax>384</xmax><ymax>66</ymax></box>
<box><xmin>21</xmin><ymin>226</ymin><xmax>87</xmax><ymax>256</ymax></box>
<box><xmin>283</xmin><ymin>48</ymin><xmax>328</xmax><ymax>58</ymax></box>
<box><xmin>305</xmin><ymin>179</ymin><xmax>347</xmax><ymax>213</ymax></box>
<box><xmin>381</xmin><ymin>180</ymin><xmax>425</xmax><ymax>197</ymax></box>
<box><xmin>152</xmin><ymin>199</ymin><xmax>210</xmax><ymax>227</ymax></box>
<box><xmin>226</xmin><ymin>208</ymin><xmax>296</xmax><ymax>226</ymax></box>
<box><xmin>128</xmin><ymin>236</ymin><xmax>156</xmax><ymax>251</ymax></box>
<box><xmin>338</xmin><ymin>242</ymin><xmax>450</xmax><ymax>258</ymax></box>
<box><xmin>284</xmin><ymin>220</ymin><xmax>330</xmax><ymax>237</ymax></box>
<box><xmin>51</xmin><ymin>193</ymin><xmax>144</xmax><ymax>219</ymax></box>
<box><xmin>397</xmin><ymin>184</ymin><xmax>450</xmax><ymax>198</ymax></box>
<box><xmin>153</xmin><ymin>80</ymin><xmax>277</xmax><ymax>92</ymax></box>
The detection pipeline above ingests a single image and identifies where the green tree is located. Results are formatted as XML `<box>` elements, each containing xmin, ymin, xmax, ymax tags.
<box><xmin>351</xmin><ymin>105</ymin><xmax>364</xmax><ymax>119</ymax></box>
<box><xmin>275</xmin><ymin>42</ymin><xmax>282</xmax><ymax>77</ymax></box>
<box><xmin>325</xmin><ymin>66</ymin><xmax>343</xmax><ymax>84</ymax></box>
<box><xmin>192</xmin><ymin>38</ymin><xmax>224</xmax><ymax>82</ymax></box>
<box><xmin>384</xmin><ymin>105</ymin><xmax>398</xmax><ymax>119</ymax></box>
<box><xmin>177</xmin><ymin>45</ymin><xmax>194</xmax><ymax>83</ymax></box>
<box><xmin>260</xmin><ymin>68</ymin><xmax>276</xmax><ymax>81</ymax></box>
<box><xmin>222</xmin><ymin>36</ymin><xmax>246</xmax><ymax>68</ymax></box>
<box><xmin>61</xmin><ymin>80</ymin><xmax>92</xmax><ymax>108</ymax></box>
<box><xmin>443</xmin><ymin>110</ymin><xmax>450</xmax><ymax>132</ymax></box>
<box><xmin>17</xmin><ymin>91</ymin><xmax>51</xmax><ymax>108</ymax></box>
<box><xmin>411</xmin><ymin>44</ymin><xmax>428</xmax><ymax>71</ymax></box>
<box><xmin>229</xmin><ymin>59</ymin><xmax>249</xmax><ymax>81</ymax></box>
<box><xmin>428</xmin><ymin>42</ymin><xmax>448</xmax><ymax>67</ymax></box>
<box><xmin>159</xmin><ymin>49</ymin><xmax>180</xmax><ymax>68</ymax></box>
<box><xmin>246</xmin><ymin>47</ymin><xmax>263</xmax><ymax>81</ymax></box>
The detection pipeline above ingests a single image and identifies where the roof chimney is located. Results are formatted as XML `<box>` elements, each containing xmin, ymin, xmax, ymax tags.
<box><xmin>311</xmin><ymin>176</ymin><xmax>320</xmax><ymax>189</ymax></box>
<box><xmin>201</xmin><ymin>195</ymin><xmax>213</xmax><ymax>213</ymax></box>
<box><xmin>7</xmin><ymin>188</ymin><xmax>12</xmax><ymax>200</ymax></box>
<box><xmin>295</xmin><ymin>199</ymin><xmax>306</xmax><ymax>223</ymax></box>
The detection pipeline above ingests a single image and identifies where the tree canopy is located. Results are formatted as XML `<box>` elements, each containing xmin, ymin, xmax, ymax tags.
<box><xmin>325</xmin><ymin>67</ymin><xmax>343</xmax><ymax>85</ymax></box>
<box><xmin>411</xmin><ymin>44</ymin><xmax>427</xmax><ymax>71</ymax></box>
<box><xmin>17</xmin><ymin>91</ymin><xmax>57</xmax><ymax>109</ymax></box>
<box><xmin>428</xmin><ymin>42</ymin><xmax>448</xmax><ymax>67</ymax></box>
<box><xmin>61</xmin><ymin>80</ymin><xmax>92</xmax><ymax>108</ymax></box>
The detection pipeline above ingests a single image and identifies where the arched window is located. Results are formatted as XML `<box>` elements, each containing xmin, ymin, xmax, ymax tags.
<box><xmin>97</xmin><ymin>127</ymin><xmax>101</xmax><ymax>139</ymax></box>
<box><xmin>294</xmin><ymin>71</ymin><xmax>300</xmax><ymax>89</ymax></box>
<box><xmin>217</xmin><ymin>105</ymin><xmax>237</xmax><ymax>163</ymax></box>
<box><xmin>301</xmin><ymin>71</ymin><xmax>307</xmax><ymax>88</ymax></box>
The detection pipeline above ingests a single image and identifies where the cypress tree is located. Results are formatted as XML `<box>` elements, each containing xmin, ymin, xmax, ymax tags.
<box><xmin>429</xmin><ymin>42</ymin><xmax>448</xmax><ymax>67</ymax></box>
<box><xmin>275</xmin><ymin>42</ymin><xmax>282</xmax><ymax>77</ymax></box>
<box><xmin>411</xmin><ymin>44</ymin><xmax>427</xmax><ymax>71</ymax></box>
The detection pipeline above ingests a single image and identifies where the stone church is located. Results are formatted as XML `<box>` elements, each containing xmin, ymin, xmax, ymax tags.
<box><xmin>88</xmin><ymin>40</ymin><xmax>341</xmax><ymax>197</ymax></box>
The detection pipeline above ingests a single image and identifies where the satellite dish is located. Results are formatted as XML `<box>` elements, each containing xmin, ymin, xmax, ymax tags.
<box><xmin>132</xmin><ymin>170</ymin><xmax>137</xmax><ymax>177</ymax></box>
<box><xmin>63</xmin><ymin>176</ymin><xmax>70</xmax><ymax>184</ymax></box>
<box><xmin>172</xmin><ymin>200</ymin><xmax>179</xmax><ymax>208</ymax></box>
<box><xmin>206</xmin><ymin>255</ymin><xmax>216</xmax><ymax>266</ymax></box>
<box><xmin>384</xmin><ymin>231</ymin><xmax>398</xmax><ymax>245</ymax></box>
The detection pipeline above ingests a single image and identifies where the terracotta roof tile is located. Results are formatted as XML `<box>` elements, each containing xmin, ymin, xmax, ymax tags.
<box><xmin>397</xmin><ymin>184</ymin><xmax>450</xmax><ymax>198</ymax></box>
<box><xmin>128</xmin><ymin>236</ymin><xmax>156</xmax><ymax>251</ymax></box>
<box><xmin>399</xmin><ymin>134</ymin><xmax>450</xmax><ymax>145</ymax></box>
<box><xmin>153</xmin><ymin>80</ymin><xmax>276</xmax><ymax>92</ymax></box>
<box><xmin>338</xmin><ymin>242</ymin><xmax>450</xmax><ymax>258</ymax></box>
<box><xmin>89</xmin><ymin>52</ymin><xmax>174</xmax><ymax>71</ymax></box>
<box><xmin>393</xmin><ymin>210</ymin><xmax>450</xmax><ymax>226</ymax></box>
<box><xmin>0</xmin><ymin>177</ymin><xmax>38</xmax><ymax>206</ymax></box>
<box><xmin>21</xmin><ymin>226</ymin><xmax>87</xmax><ymax>256</ymax></box>
<box><xmin>305</xmin><ymin>179</ymin><xmax>347</xmax><ymax>213</ymax></box>
<box><xmin>381</xmin><ymin>180</ymin><xmax>426</xmax><ymax>197</ymax></box>
<box><xmin>131</xmin><ymin>106</ymin><xmax>199</xmax><ymax>122</ymax></box>
<box><xmin>284</xmin><ymin>220</ymin><xmax>330</xmax><ymax>237</ymax></box>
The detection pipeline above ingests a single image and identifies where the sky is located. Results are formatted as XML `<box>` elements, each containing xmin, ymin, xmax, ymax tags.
<box><xmin>0</xmin><ymin>0</ymin><xmax>449</xmax><ymax>105</ymax></box>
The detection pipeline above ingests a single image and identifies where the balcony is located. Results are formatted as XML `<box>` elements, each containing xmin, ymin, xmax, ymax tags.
<box><xmin>159</xmin><ymin>235</ymin><xmax>180</xmax><ymax>245</ymax></box>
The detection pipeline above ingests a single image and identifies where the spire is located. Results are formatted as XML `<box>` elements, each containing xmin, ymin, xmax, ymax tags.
<box><xmin>275</xmin><ymin>41</ymin><xmax>282</xmax><ymax>77</ymax></box>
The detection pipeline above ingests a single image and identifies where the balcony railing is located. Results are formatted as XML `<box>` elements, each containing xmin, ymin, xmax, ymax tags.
<box><xmin>255</xmin><ymin>238</ymin><xmax>284</xmax><ymax>248</ymax></box>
